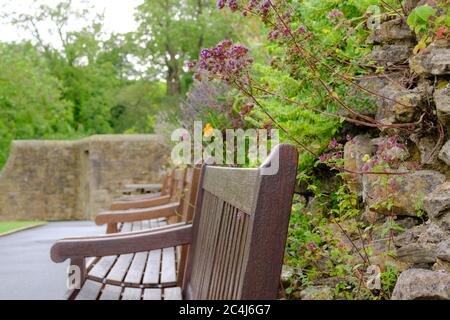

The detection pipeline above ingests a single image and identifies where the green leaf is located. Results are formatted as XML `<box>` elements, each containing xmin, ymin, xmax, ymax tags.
<box><xmin>415</xmin><ymin>5</ymin><xmax>437</xmax><ymax>21</ymax></box>
<box><xmin>407</xmin><ymin>5</ymin><xmax>437</xmax><ymax>29</ymax></box>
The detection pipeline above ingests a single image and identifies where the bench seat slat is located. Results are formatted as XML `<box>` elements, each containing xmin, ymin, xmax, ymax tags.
<box><xmin>124</xmin><ymin>252</ymin><xmax>148</xmax><ymax>286</ymax></box>
<box><xmin>99</xmin><ymin>284</ymin><xmax>122</xmax><ymax>300</ymax></box>
<box><xmin>132</xmin><ymin>221</ymin><xmax>142</xmax><ymax>231</ymax></box>
<box><xmin>161</xmin><ymin>247</ymin><xmax>177</xmax><ymax>285</ymax></box>
<box><xmin>106</xmin><ymin>253</ymin><xmax>134</xmax><ymax>284</ymax></box>
<box><xmin>142</xmin><ymin>250</ymin><xmax>162</xmax><ymax>285</ymax></box>
<box><xmin>164</xmin><ymin>287</ymin><xmax>182</xmax><ymax>300</ymax></box>
<box><xmin>75</xmin><ymin>280</ymin><xmax>103</xmax><ymax>300</ymax></box>
<box><xmin>88</xmin><ymin>255</ymin><xmax>118</xmax><ymax>280</ymax></box>
<box><xmin>143</xmin><ymin>288</ymin><xmax>162</xmax><ymax>300</ymax></box>
<box><xmin>122</xmin><ymin>287</ymin><xmax>143</xmax><ymax>300</ymax></box>
<box><xmin>121</xmin><ymin>222</ymin><xmax>133</xmax><ymax>233</ymax></box>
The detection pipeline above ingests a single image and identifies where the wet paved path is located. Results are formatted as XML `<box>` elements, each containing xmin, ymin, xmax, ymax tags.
<box><xmin>0</xmin><ymin>221</ymin><xmax>104</xmax><ymax>300</ymax></box>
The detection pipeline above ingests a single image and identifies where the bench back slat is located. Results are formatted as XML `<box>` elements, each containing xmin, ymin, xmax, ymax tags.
<box><xmin>182</xmin><ymin>144</ymin><xmax>298</xmax><ymax>300</ymax></box>
<box><xmin>169</xmin><ymin>168</ymin><xmax>188</xmax><ymax>202</ymax></box>
<box><xmin>202</xmin><ymin>167</ymin><xmax>259</xmax><ymax>213</ymax></box>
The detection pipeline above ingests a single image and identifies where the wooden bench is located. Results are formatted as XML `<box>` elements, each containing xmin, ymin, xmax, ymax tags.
<box><xmin>109</xmin><ymin>169</ymin><xmax>187</xmax><ymax>211</ymax></box>
<box><xmin>121</xmin><ymin>183</ymin><xmax>165</xmax><ymax>196</ymax></box>
<box><xmin>100</xmin><ymin>169</ymin><xmax>189</xmax><ymax>234</ymax></box>
<box><xmin>51</xmin><ymin>144</ymin><xmax>298</xmax><ymax>300</ymax></box>
<box><xmin>80</xmin><ymin>168</ymin><xmax>196</xmax><ymax>291</ymax></box>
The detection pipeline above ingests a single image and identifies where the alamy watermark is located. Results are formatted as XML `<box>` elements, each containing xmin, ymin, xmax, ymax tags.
<box><xmin>171</xmin><ymin>121</ymin><xmax>280</xmax><ymax>176</ymax></box>
<box><xmin>367</xmin><ymin>5</ymin><xmax>382</xmax><ymax>30</ymax></box>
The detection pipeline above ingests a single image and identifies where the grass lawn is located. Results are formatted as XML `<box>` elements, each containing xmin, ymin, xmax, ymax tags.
<box><xmin>0</xmin><ymin>221</ymin><xmax>47</xmax><ymax>236</ymax></box>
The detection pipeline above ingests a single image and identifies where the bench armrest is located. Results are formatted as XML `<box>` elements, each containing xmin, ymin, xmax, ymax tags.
<box><xmin>51</xmin><ymin>223</ymin><xmax>192</xmax><ymax>263</ymax></box>
<box><xmin>110</xmin><ymin>195</ymin><xmax>171</xmax><ymax>210</ymax></box>
<box><xmin>95</xmin><ymin>202</ymin><xmax>180</xmax><ymax>226</ymax></box>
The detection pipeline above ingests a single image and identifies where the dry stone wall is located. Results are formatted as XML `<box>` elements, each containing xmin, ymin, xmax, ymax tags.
<box><xmin>342</xmin><ymin>9</ymin><xmax>450</xmax><ymax>299</ymax></box>
<box><xmin>0</xmin><ymin>135</ymin><xmax>170</xmax><ymax>221</ymax></box>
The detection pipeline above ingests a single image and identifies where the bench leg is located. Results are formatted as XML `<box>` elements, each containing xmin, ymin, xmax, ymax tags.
<box><xmin>168</xmin><ymin>215</ymin><xmax>180</xmax><ymax>225</ymax></box>
<box><xmin>106</xmin><ymin>223</ymin><xmax>118</xmax><ymax>234</ymax></box>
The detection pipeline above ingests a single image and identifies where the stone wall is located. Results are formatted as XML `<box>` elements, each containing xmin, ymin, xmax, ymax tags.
<box><xmin>0</xmin><ymin>135</ymin><xmax>170</xmax><ymax>221</ymax></box>
<box><xmin>343</xmin><ymin>10</ymin><xmax>450</xmax><ymax>299</ymax></box>
<box><xmin>297</xmin><ymin>3</ymin><xmax>450</xmax><ymax>300</ymax></box>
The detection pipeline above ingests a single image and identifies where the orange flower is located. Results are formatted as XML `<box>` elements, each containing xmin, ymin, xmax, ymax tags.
<box><xmin>204</xmin><ymin>123</ymin><xmax>214</xmax><ymax>138</ymax></box>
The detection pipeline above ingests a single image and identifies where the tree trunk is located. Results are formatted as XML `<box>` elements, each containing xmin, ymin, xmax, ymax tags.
<box><xmin>166</xmin><ymin>63</ymin><xmax>181</xmax><ymax>96</ymax></box>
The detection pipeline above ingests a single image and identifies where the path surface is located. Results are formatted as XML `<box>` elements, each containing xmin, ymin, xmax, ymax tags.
<box><xmin>0</xmin><ymin>221</ymin><xmax>104</xmax><ymax>300</ymax></box>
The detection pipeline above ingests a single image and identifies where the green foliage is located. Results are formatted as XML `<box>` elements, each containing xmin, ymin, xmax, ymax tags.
<box><xmin>0</xmin><ymin>0</ymin><xmax>200</xmax><ymax>168</ymax></box>
<box><xmin>248</xmin><ymin>64</ymin><xmax>341</xmax><ymax>171</ymax></box>
<box><xmin>380</xmin><ymin>265</ymin><xmax>400</xmax><ymax>297</ymax></box>
<box><xmin>0</xmin><ymin>43</ymin><xmax>75</xmax><ymax>166</ymax></box>
<box><xmin>284</xmin><ymin>180</ymin><xmax>402</xmax><ymax>300</ymax></box>
<box><xmin>135</xmin><ymin>0</ymin><xmax>238</xmax><ymax>96</ymax></box>
<box><xmin>407</xmin><ymin>5</ymin><xmax>437</xmax><ymax>34</ymax></box>
<box><xmin>111</xmin><ymin>81</ymin><xmax>167</xmax><ymax>133</ymax></box>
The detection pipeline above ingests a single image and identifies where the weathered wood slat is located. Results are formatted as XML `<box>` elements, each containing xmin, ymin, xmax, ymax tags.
<box><xmin>85</xmin><ymin>257</ymin><xmax>97</xmax><ymax>271</ymax></box>
<box><xmin>99</xmin><ymin>284</ymin><xmax>122</xmax><ymax>300</ymax></box>
<box><xmin>209</xmin><ymin>202</ymin><xmax>232</xmax><ymax>299</ymax></box>
<box><xmin>106</xmin><ymin>253</ymin><xmax>134</xmax><ymax>284</ymax></box>
<box><xmin>232</xmin><ymin>213</ymin><xmax>250</xmax><ymax>300</ymax></box>
<box><xmin>142</xmin><ymin>250</ymin><xmax>161</xmax><ymax>285</ymax></box>
<box><xmin>88</xmin><ymin>255</ymin><xmax>118</xmax><ymax>280</ymax></box>
<box><xmin>121</xmin><ymin>223</ymin><xmax>133</xmax><ymax>233</ymax></box>
<box><xmin>124</xmin><ymin>252</ymin><xmax>148</xmax><ymax>286</ymax></box>
<box><xmin>198</xmin><ymin>193</ymin><xmax>225</xmax><ymax>299</ymax></box>
<box><xmin>160</xmin><ymin>247</ymin><xmax>177</xmax><ymax>285</ymax></box>
<box><xmin>143</xmin><ymin>288</ymin><xmax>162</xmax><ymax>300</ymax></box>
<box><xmin>214</xmin><ymin>203</ymin><xmax>237</xmax><ymax>300</ymax></box>
<box><xmin>223</xmin><ymin>208</ymin><xmax>245</xmax><ymax>299</ymax></box>
<box><xmin>132</xmin><ymin>221</ymin><xmax>142</xmax><ymax>232</ymax></box>
<box><xmin>122</xmin><ymin>287</ymin><xmax>143</xmax><ymax>300</ymax></box>
<box><xmin>202</xmin><ymin>166</ymin><xmax>259</xmax><ymax>213</ymax></box>
<box><xmin>141</xmin><ymin>220</ymin><xmax>151</xmax><ymax>230</ymax></box>
<box><xmin>75</xmin><ymin>280</ymin><xmax>103</xmax><ymax>300</ymax></box>
<box><xmin>189</xmin><ymin>191</ymin><xmax>214</xmax><ymax>297</ymax></box>
<box><xmin>164</xmin><ymin>287</ymin><xmax>182</xmax><ymax>300</ymax></box>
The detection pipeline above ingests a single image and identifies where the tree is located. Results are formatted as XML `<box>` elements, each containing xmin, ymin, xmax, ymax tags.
<box><xmin>4</xmin><ymin>0</ymin><xmax>133</xmax><ymax>133</ymax></box>
<box><xmin>0</xmin><ymin>43</ymin><xmax>75</xmax><ymax>166</ymax></box>
<box><xmin>134</xmin><ymin>0</ymin><xmax>237</xmax><ymax>96</ymax></box>
<box><xmin>110</xmin><ymin>81</ymin><xmax>167</xmax><ymax>133</ymax></box>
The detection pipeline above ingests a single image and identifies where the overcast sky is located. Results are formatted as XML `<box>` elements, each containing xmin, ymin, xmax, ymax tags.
<box><xmin>0</xmin><ymin>0</ymin><xmax>143</xmax><ymax>45</ymax></box>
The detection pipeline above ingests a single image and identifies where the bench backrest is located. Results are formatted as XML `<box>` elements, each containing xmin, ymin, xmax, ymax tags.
<box><xmin>182</xmin><ymin>144</ymin><xmax>298</xmax><ymax>300</ymax></box>
<box><xmin>169</xmin><ymin>168</ymin><xmax>188</xmax><ymax>201</ymax></box>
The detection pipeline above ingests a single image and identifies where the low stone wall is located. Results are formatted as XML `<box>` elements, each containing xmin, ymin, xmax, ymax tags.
<box><xmin>0</xmin><ymin>135</ymin><xmax>170</xmax><ymax>221</ymax></box>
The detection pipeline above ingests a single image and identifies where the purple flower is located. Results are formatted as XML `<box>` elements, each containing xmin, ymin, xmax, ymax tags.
<box><xmin>248</xmin><ymin>0</ymin><xmax>262</xmax><ymax>10</ymax></box>
<box><xmin>217</xmin><ymin>0</ymin><xmax>239</xmax><ymax>11</ymax></box>
<box><xmin>186</xmin><ymin>60</ymin><xmax>197</xmax><ymax>70</ymax></box>
<box><xmin>319</xmin><ymin>153</ymin><xmax>333</xmax><ymax>163</ymax></box>
<box><xmin>328</xmin><ymin>138</ymin><xmax>339</xmax><ymax>150</ymax></box>
<box><xmin>268</xmin><ymin>30</ymin><xmax>279</xmax><ymax>40</ymax></box>
<box><xmin>282</xmin><ymin>26</ymin><xmax>292</xmax><ymax>37</ymax></box>
<box><xmin>228</xmin><ymin>0</ymin><xmax>239</xmax><ymax>11</ymax></box>
<box><xmin>319</xmin><ymin>151</ymin><xmax>343</xmax><ymax>163</ymax></box>
<box><xmin>195</xmin><ymin>40</ymin><xmax>254</xmax><ymax>83</ymax></box>
<box><xmin>337</xmin><ymin>242</ymin><xmax>346</xmax><ymax>249</ymax></box>
<box><xmin>240</xmin><ymin>103</ymin><xmax>254</xmax><ymax>117</ymax></box>
<box><xmin>296</xmin><ymin>25</ymin><xmax>306</xmax><ymax>34</ymax></box>
<box><xmin>328</xmin><ymin>9</ymin><xmax>344</xmax><ymax>19</ymax></box>
<box><xmin>217</xmin><ymin>0</ymin><xmax>227</xmax><ymax>9</ymax></box>
<box><xmin>306</xmin><ymin>242</ymin><xmax>317</xmax><ymax>251</ymax></box>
